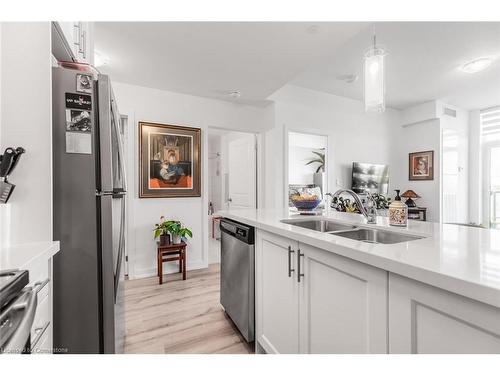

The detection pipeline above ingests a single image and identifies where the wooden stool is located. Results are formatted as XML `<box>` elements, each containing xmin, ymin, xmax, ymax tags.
<box><xmin>157</xmin><ymin>242</ymin><xmax>187</xmax><ymax>284</ymax></box>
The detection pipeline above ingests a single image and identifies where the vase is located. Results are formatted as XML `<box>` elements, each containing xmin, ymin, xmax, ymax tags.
<box><xmin>172</xmin><ymin>234</ymin><xmax>181</xmax><ymax>244</ymax></box>
<box><xmin>313</xmin><ymin>172</ymin><xmax>326</xmax><ymax>197</ymax></box>
<box><xmin>159</xmin><ymin>234</ymin><xmax>170</xmax><ymax>246</ymax></box>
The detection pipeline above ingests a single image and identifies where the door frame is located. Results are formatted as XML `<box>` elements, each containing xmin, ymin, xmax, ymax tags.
<box><xmin>482</xmin><ymin>141</ymin><xmax>500</xmax><ymax>228</ymax></box>
<box><xmin>204</xmin><ymin>126</ymin><xmax>262</xmax><ymax>268</ymax></box>
<box><xmin>283</xmin><ymin>126</ymin><xmax>330</xmax><ymax>210</ymax></box>
<box><xmin>119</xmin><ymin>115</ymin><xmax>129</xmax><ymax>276</ymax></box>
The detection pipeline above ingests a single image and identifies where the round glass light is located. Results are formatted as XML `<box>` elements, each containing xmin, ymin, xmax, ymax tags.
<box><xmin>460</xmin><ymin>58</ymin><xmax>493</xmax><ymax>74</ymax></box>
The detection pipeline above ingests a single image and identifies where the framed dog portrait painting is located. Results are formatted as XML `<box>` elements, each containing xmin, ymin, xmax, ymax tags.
<box><xmin>139</xmin><ymin>122</ymin><xmax>201</xmax><ymax>198</ymax></box>
<box><xmin>409</xmin><ymin>150</ymin><xmax>434</xmax><ymax>181</ymax></box>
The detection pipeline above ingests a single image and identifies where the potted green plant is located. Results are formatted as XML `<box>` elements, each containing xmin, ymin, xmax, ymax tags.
<box><xmin>306</xmin><ymin>149</ymin><xmax>326</xmax><ymax>195</ymax></box>
<box><xmin>153</xmin><ymin>216</ymin><xmax>177</xmax><ymax>246</ymax></box>
<box><xmin>168</xmin><ymin>222</ymin><xmax>193</xmax><ymax>244</ymax></box>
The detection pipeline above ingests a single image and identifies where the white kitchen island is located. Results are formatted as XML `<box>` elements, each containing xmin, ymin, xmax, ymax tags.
<box><xmin>219</xmin><ymin>208</ymin><xmax>500</xmax><ymax>354</ymax></box>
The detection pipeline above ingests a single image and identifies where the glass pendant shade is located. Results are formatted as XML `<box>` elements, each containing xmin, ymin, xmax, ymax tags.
<box><xmin>364</xmin><ymin>46</ymin><xmax>386</xmax><ymax>112</ymax></box>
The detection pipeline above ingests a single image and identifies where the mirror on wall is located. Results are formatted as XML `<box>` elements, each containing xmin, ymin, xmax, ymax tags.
<box><xmin>287</xmin><ymin>131</ymin><xmax>328</xmax><ymax>210</ymax></box>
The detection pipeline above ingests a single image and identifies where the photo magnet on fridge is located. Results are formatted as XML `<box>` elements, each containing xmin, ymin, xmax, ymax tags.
<box><xmin>76</xmin><ymin>74</ymin><xmax>93</xmax><ymax>94</ymax></box>
<box><xmin>65</xmin><ymin>92</ymin><xmax>92</xmax><ymax>110</ymax></box>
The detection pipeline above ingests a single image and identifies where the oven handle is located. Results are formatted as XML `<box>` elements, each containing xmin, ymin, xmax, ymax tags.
<box><xmin>1</xmin><ymin>288</ymin><xmax>37</xmax><ymax>353</ymax></box>
<box><xmin>33</xmin><ymin>278</ymin><xmax>50</xmax><ymax>294</ymax></box>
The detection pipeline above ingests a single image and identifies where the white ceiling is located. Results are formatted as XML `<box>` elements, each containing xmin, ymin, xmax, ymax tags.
<box><xmin>95</xmin><ymin>22</ymin><xmax>500</xmax><ymax>110</ymax></box>
<box><xmin>292</xmin><ymin>22</ymin><xmax>500</xmax><ymax>110</ymax></box>
<box><xmin>94</xmin><ymin>22</ymin><xmax>366</xmax><ymax>106</ymax></box>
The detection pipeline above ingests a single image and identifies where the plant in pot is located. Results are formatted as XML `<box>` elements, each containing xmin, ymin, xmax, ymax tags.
<box><xmin>306</xmin><ymin>149</ymin><xmax>326</xmax><ymax>195</ymax></box>
<box><xmin>153</xmin><ymin>216</ymin><xmax>178</xmax><ymax>246</ymax></box>
<box><xmin>168</xmin><ymin>222</ymin><xmax>193</xmax><ymax>245</ymax></box>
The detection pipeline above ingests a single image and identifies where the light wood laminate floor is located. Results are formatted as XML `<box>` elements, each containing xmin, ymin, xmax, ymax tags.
<box><xmin>124</xmin><ymin>263</ymin><xmax>254</xmax><ymax>354</ymax></box>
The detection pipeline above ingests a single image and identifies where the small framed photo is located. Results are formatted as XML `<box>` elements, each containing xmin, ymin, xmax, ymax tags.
<box><xmin>409</xmin><ymin>150</ymin><xmax>434</xmax><ymax>180</ymax></box>
<box><xmin>76</xmin><ymin>74</ymin><xmax>93</xmax><ymax>94</ymax></box>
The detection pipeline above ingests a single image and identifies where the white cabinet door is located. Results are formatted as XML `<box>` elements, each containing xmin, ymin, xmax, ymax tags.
<box><xmin>55</xmin><ymin>22</ymin><xmax>92</xmax><ymax>64</ymax></box>
<box><xmin>256</xmin><ymin>231</ymin><xmax>299</xmax><ymax>353</ymax></box>
<box><xmin>299</xmin><ymin>243</ymin><xmax>388</xmax><ymax>353</ymax></box>
<box><xmin>389</xmin><ymin>273</ymin><xmax>500</xmax><ymax>353</ymax></box>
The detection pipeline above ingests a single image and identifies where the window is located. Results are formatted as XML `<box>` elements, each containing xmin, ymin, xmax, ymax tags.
<box><xmin>481</xmin><ymin>106</ymin><xmax>500</xmax><ymax>142</ymax></box>
<box><xmin>481</xmin><ymin>106</ymin><xmax>500</xmax><ymax>228</ymax></box>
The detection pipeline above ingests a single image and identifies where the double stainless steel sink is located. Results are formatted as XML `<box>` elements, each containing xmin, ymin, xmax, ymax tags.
<box><xmin>281</xmin><ymin>218</ymin><xmax>423</xmax><ymax>244</ymax></box>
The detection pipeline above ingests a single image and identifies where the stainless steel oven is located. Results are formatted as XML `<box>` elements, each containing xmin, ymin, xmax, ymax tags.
<box><xmin>0</xmin><ymin>270</ymin><xmax>37</xmax><ymax>354</ymax></box>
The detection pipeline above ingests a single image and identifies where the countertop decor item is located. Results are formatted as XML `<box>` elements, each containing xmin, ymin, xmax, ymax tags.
<box><xmin>0</xmin><ymin>146</ymin><xmax>25</xmax><ymax>204</ymax></box>
<box><xmin>388</xmin><ymin>189</ymin><xmax>408</xmax><ymax>226</ymax></box>
<box><xmin>409</xmin><ymin>150</ymin><xmax>434</xmax><ymax>180</ymax></box>
<box><xmin>291</xmin><ymin>192</ymin><xmax>322</xmax><ymax>212</ymax></box>
<box><xmin>139</xmin><ymin>122</ymin><xmax>201</xmax><ymax>198</ymax></box>
<box><xmin>371</xmin><ymin>193</ymin><xmax>391</xmax><ymax>209</ymax></box>
<box><xmin>401</xmin><ymin>190</ymin><xmax>420</xmax><ymax>207</ymax></box>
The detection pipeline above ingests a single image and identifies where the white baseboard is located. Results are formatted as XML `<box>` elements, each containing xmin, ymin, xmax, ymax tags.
<box><xmin>129</xmin><ymin>260</ymin><xmax>207</xmax><ymax>280</ymax></box>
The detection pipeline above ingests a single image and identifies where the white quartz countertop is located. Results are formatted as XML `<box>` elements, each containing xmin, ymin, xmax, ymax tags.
<box><xmin>218</xmin><ymin>208</ymin><xmax>500</xmax><ymax>308</ymax></box>
<box><xmin>1</xmin><ymin>241</ymin><xmax>60</xmax><ymax>270</ymax></box>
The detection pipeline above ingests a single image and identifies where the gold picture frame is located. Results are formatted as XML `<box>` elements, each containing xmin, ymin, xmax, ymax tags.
<box><xmin>139</xmin><ymin>121</ymin><xmax>201</xmax><ymax>198</ymax></box>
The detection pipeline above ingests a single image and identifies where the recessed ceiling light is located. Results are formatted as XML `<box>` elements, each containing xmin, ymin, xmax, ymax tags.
<box><xmin>460</xmin><ymin>57</ymin><xmax>493</xmax><ymax>74</ymax></box>
<box><xmin>228</xmin><ymin>90</ymin><xmax>241</xmax><ymax>98</ymax></box>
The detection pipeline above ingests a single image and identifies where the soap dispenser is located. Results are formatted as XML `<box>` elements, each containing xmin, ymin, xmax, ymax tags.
<box><xmin>388</xmin><ymin>189</ymin><xmax>408</xmax><ymax>226</ymax></box>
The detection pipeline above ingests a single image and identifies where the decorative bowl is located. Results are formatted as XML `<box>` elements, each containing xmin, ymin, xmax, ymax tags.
<box><xmin>291</xmin><ymin>197</ymin><xmax>322</xmax><ymax>211</ymax></box>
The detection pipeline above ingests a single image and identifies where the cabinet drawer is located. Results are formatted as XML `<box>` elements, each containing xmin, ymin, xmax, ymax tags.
<box><xmin>32</xmin><ymin>329</ymin><xmax>50</xmax><ymax>354</ymax></box>
<box><xmin>31</xmin><ymin>294</ymin><xmax>50</xmax><ymax>346</ymax></box>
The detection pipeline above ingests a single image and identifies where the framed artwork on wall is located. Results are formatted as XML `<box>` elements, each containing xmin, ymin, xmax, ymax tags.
<box><xmin>139</xmin><ymin>121</ymin><xmax>201</xmax><ymax>198</ymax></box>
<box><xmin>409</xmin><ymin>150</ymin><xmax>434</xmax><ymax>181</ymax></box>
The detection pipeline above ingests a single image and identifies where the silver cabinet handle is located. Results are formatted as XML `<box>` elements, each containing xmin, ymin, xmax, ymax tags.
<box><xmin>297</xmin><ymin>248</ymin><xmax>304</xmax><ymax>283</ymax></box>
<box><xmin>287</xmin><ymin>245</ymin><xmax>295</xmax><ymax>277</ymax></box>
<box><xmin>81</xmin><ymin>29</ymin><xmax>87</xmax><ymax>58</ymax></box>
<box><xmin>34</xmin><ymin>278</ymin><xmax>50</xmax><ymax>294</ymax></box>
<box><xmin>31</xmin><ymin>321</ymin><xmax>50</xmax><ymax>349</ymax></box>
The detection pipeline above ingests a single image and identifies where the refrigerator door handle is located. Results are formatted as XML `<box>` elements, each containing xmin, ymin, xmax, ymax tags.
<box><xmin>114</xmin><ymin>196</ymin><xmax>126</xmax><ymax>300</ymax></box>
<box><xmin>110</xmin><ymin>93</ymin><xmax>127</xmax><ymax>193</ymax></box>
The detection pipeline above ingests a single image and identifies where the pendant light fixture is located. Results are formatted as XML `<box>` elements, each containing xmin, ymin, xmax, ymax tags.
<box><xmin>364</xmin><ymin>27</ymin><xmax>386</xmax><ymax>113</ymax></box>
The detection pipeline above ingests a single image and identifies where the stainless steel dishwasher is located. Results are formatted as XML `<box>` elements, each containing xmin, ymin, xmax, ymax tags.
<box><xmin>220</xmin><ymin>218</ymin><xmax>255</xmax><ymax>342</ymax></box>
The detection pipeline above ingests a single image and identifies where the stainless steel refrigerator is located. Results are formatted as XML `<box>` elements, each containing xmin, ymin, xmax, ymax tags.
<box><xmin>52</xmin><ymin>67</ymin><xmax>126</xmax><ymax>353</ymax></box>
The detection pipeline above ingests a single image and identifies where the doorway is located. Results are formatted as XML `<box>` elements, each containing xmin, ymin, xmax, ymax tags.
<box><xmin>207</xmin><ymin>128</ymin><xmax>258</xmax><ymax>264</ymax></box>
<box><xmin>485</xmin><ymin>144</ymin><xmax>500</xmax><ymax>229</ymax></box>
<box><xmin>286</xmin><ymin>131</ymin><xmax>328</xmax><ymax>210</ymax></box>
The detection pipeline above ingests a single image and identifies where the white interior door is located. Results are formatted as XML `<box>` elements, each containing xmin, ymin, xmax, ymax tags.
<box><xmin>227</xmin><ymin>134</ymin><xmax>256</xmax><ymax>209</ymax></box>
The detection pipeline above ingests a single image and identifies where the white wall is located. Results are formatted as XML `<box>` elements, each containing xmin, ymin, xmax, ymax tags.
<box><xmin>0</xmin><ymin>23</ymin><xmax>52</xmax><ymax>247</ymax></box>
<box><xmin>265</xmin><ymin>84</ymin><xmax>401</xmax><ymax>209</ymax></box>
<box><xmin>113</xmin><ymin>82</ymin><xmax>273</xmax><ymax>279</ymax></box>
<box><xmin>391</xmin><ymin>119</ymin><xmax>442</xmax><ymax>222</ymax></box>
